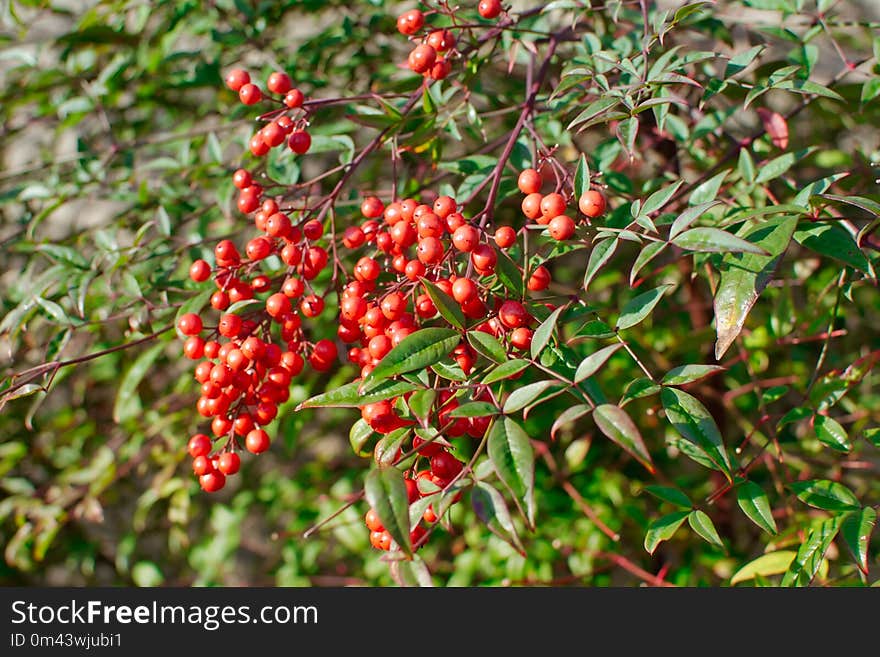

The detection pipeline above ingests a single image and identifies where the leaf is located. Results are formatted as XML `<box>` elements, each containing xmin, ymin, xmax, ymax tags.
<box><xmin>349</xmin><ymin>419</ymin><xmax>375</xmax><ymax>457</ymax></box>
<box><xmin>616</xmin><ymin>284</ymin><xmax>671</xmax><ymax>331</ymax></box>
<box><xmin>583</xmin><ymin>238</ymin><xmax>618</xmax><ymax>290</ymax></box>
<box><xmin>390</xmin><ymin>555</ymin><xmax>433</xmax><ymax>587</ymax></box>
<box><xmin>736</xmin><ymin>481</ymin><xmax>777</xmax><ymax>535</ymax></box>
<box><xmin>35</xmin><ymin>297</ymin><xmax>70</xmax><ymax>324</ymax></box>
<box><xmin>420</xmin><ymin>278</ymin><xmax>465</xmax><ymax>330</ymax></box>
<box><xmin>503</xmin><ymin>380</ymin><xmax>561</xmax><ymax>414</ymax></box>
<box><xmin>574</xmin><ymin>153</ymin><xmax>591</xmax><ymax>198</ymax></box>
<box><xmin>630</xmin><ymin>242</ymin><xmax>667</xmax><ymax>285</ymax></box>
<box><xmin>568</xmin><ymin>97</ymin><xmax>621</xmax><ymax>130</ymax></box>
<box><xmin>551</xmin><ymin>404</ymin><xmax>592</xmax><ymax>441</ymax></box>
<box><xmin>754</xmin><ymin>151</ymin><xmax>799</xmax><ymax>184</ymax></box>
<box><xmin>574</xmin><ymin>343</ymin><xmax>625</xmax><ymax>383</ymax></box>
<box><xmin>644</xmin><ymin>485</ymin><xmax>692</xmax><ymax>509</ymax></box>
<box><xmin>364</xmin><ymin>467</ymin><xmax>413</xmax><ymax>557</ymax></box>
<box><xmin>113</xmin><ymin>343</ymin><xmax>165</xmax><ymax>424</ymax></box>
<box><xmin>530</xmin><ymin>305</ymin><xmax>565</xmax><ymax>360</ymax></box>
<box><xmin>467</xmin><ymin>331</ymin><xmax>507</xmax><ymax>364</ymax></box>
<box><xmin>299</xmin><ymin>379</ymin><xmax>421</xmax><ymax>409</ymax></box>
<box><xmin>407</xmin><ymin>389</ymin><xmax>436</xmax><ymax>423</ymax></box>
<box><xmin>788</xmin><ymin>479</ymin><xmax>860</xmax><ymax>512</ymax></box>
<box><xmin>481</xmin><ymin>359</ymin><xmax>530</xmax><ymax>384</ymax></box>
<box><xmin>487</xmin><ymin>418</ymin><xmax>535</xmax><ymax>527</ymax></box>
<box><xmin>472</xmin><ymin>482</ymin><xmax>526</xmax><ymax>555</ymax></box>
<box><xmin>644</xmin><ymin>511</ymin><xmax>689</xmax><ymax>554</ymax></box>
<box><xmin>642</xmin><ymin>181</ymin><xmax>684</xmax><ymax>217</ymax></box>
<box><xmin>794</xmin><ymin>223</ymin><xmax>872</xmax><ymax>275</ymax></box>
<box><xmin>620</xmin><ymin>378</ymin><xmax>661</xmax><ymax>405</ymax></box>
<box><xmin>673</xmin><ymin>227</ymin><xmax>769</xmax><ymax>255</ymax></box>
<box><xmin>669</xmin><ymin>201</ymin><xmax>721</xmax><ymax>239</ymax></box>
<box><xmin>714</xmin><ymin>216</ymin><xmax>797</xmax><ymax>358</ymax></box>
<box><xmin>661</xmin><ymin>387</ymin><xmax>734</xmax><ymax>478</ymax></box>
<box><xmin>575</xmin><ymin>319</ymin><xmax>615</xmax><ymax>339</ymax></box>
<box><xmin>812</xmin><ymin>414</ymin><xmax>851</xmax><ymax>452</ymax></box>
<box><xmin>730</xmin><ymin>551</ymin><xmax>796</xmax><ymax>585</ymax></box>
<box><xmin>661</xmin><ymin>364</ymin><xmax>724</xmax><ymax>386</ymax></box>
<box><xmin>431</xmin><ymin>361</ymin><xmax>467</xmax><ymax>382</ymax></box>
<box><xmin>841</xmin><ymin>507</ymin><xmax>876</xmax><ymax>574</ymax></box>
<box><xmin>818</xmin><ymin>193</ymin><xmax>880</xmax><ymax>217</ymax></box>
<box><xmin>689</xmin><ymin>172</ymin><xmax>728</xmax><ymax>206</ymax></box>
<box><xmin>367</xmin><ymin>328</ymin><xmax>461</xmax><ymax>383</ymax></box>
<box><xmin>688</xmin><ymin>510</ymin><xmax>723</xmax><ymax>548</ymax></box>
<box><xmin>449</xmin><ymin>402</ymin><xmax>498</xmax><ymax>418</ymax></box>
<box><xmin>494</xmin><ymin>250</ymin><xmax>525</xmax><ymax>297</ymax></box>
<box><xmin>725</xmin><ymin>45</ymin><xmax>764</xmax><ymax>78</ymax></box>
<box><xmin>593</xmin><ymin>404</ymin><xmax>654</xmax><ymax>472</ymax></box>
<box><xmin>33</xmin><ymin>243</ymin><xmax>89</xmax><ymax>270</ymax></box>
<box><xmin>781</xmin><ymin>515</ymin><xmax>843</xmax><ymax>587</ymax></box>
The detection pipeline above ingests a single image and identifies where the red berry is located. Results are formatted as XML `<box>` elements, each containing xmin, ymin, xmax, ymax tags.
<box><xmin>494</xmin><ymin>226</ymin><xmax>516</xmax><ymax>249</ymax></box>
<box><xmin>232</xmin><ymin>168</ymin><xmax>252</xmax><ymax>189</ymax></box>
<box><xmin>548</xmin><ymin>214</ymin><xmax>576</xmax><ymax>241</ymax></box>
<box><xmin>478</xmin><ymin>0</ymin><xmax>503</xmax><ymax>19</ymax></box>
<box><xmin>408</xmin><ymin>44</ymin><xmax>437</xmax><ymax>74</ymax></box>
<box><xmin>189</xmin><ymin>259</ymin><xmax>211</xmax><ymax>283</ymax></box>
<box><xmin>517</xmin><ymin>168</ymin><xmax>541</xmax><ymax>194</ymax></box>
<box><xmin>498</xmin><ymin>300</ymin><xmax>528</xmax><ymax>329</ymax></box>
<box><xmin>396</xmin><ymin>9</ymin><xmax>425</xmax><ymax>35</ymax></box>
<box><xmin>361</xmin><ymin>196</ymin><xmax>385</xmax><ymax>219</ymax></box>
<box><xmin>521</xmin><ymin>193</ymin><xmax>543</xmax><ymax>220</ymax></box>
<box><xmin>528</xmin><ymin>265</ymin><xmax>551</xmax><ymax>291</ymax></box>
<box><xmin>426</xmin><ymin>29</ymin><xmax>455</xmax><ymax>53</ymax></box>
<box><xmin>288</xmin><ymin>130</ymin><xmax>312</xmax><ymax>154</ymax></box>
<box><xmin>245</xmin><ymin>429</ymin><xmax>271</xmax><ymax>454</ymax></box>
<box><xmin>452</xmin><ymin>225</ymin><xmax>480</xmax><ymax>252</ymax></box>
<box><xmin>239</xmin><ymin>83</ymin><xmax>262</xmax><ymax>105</ymax></box>
<box><xmin>177</xmin><ymin>313</ymin><xmax>202</xmax><ymax>336</ymax></box>
<box><xmin>284</xmin><ymin>89</ymin><xmax>305</xmax><ymax>108</ymax></box>
<box><xmin>430</xmin><ymin>451</ymin><xmax>463</xmax><ymax>481</ymax></box>
<box><xmin>199</xmin><ymin>471</ymin><xmax>226</xmax><ymax>492</ymax></box>
<box><xmin>188</xmin><ymin>433</ymin><xmax>212</xmax><ymax>458</ymax></box>
<box><xmin>267</xmin><ymin>71</ymin><xmax>292</xmax><ymax>94</ymax></box>
<box><xmin>579</xmin><ymin>189</ymin><xmax>607</xmax><ymax>218</ymax></box>
<box><xmin>540</xmin><ymin>193</ymin><xmax>567</xmax><ymax>224</ymax></box>
<box><xmin>218</xmin><ymin>452</ymin><xmax>241</xmax><ymax>475</ymax></box>
<box><xmin>225</xmin><ymin>68</ymin><xmax>249</xmax><ymax>92</ymax></box>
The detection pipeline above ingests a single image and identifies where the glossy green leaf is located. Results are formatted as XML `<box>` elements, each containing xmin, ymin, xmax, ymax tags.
<box><xmin>367</xmin><ymin>328</ymin><xmax>461</xmax><ymax>383</ymax></box>
<box><xmin>467</xmin><ymin>330</ymin><xmax>507</xmax><ymax>363</ymax></box>
<box><xmin>568</xmin><ymin>97</ymin><xmax>620</xmax><ymax>130</ymax></box>
<box><xmin>813</xmin><ymin>414</ymin><xmax>851</xmax><ymax>452</ymax></box>
<box><xmin>730</xmin><ymin>551</ymin><xmax>796</xmax><ymax>585</ymax></box>
<box><xmin>364</xmin><ymin>467</ymin><xmax>412</xmax><ymax>557</ymax></box>
<box><xmin>349</xmin><ymin>419</ymin><xmax>374</xmax><ymax>458</ymax></box>
<box><xmin>673</xmin><ymin>227</ymin><xmax>768</xmax><ymax>255</ymax></box>
<box><xmin>593</xmin><ymin>404</ymin><xmax>654</xmax><ymax>472</ymax></box>
<box><xmin>449</xmin><ymin>401</ymin><xmax>498</xmax><ymax>418</ymax></box>
<box><xmin>789</xmin><ymin>479</ymin><xmax>860</xmax><ymax>512</ymax></box>
<box><xmin>661</xmin><ymin>387</ymin><xmax>734</xmax><ymax>478</ymax></box>
<box><xmin>495</xmin><ymin>250</ymin><xmax>524</xmax><ymax>297</ymax></box>
<box><xmin>407</xmin><ymin>389</ymin><xmax>436</xmax><ymax>423</ymax></box>
<box><xmin>841</xmin><ymin>507</ymin><xmax>876</xmax><ymax>574</ymax></box>
<box><xmin>630</xmin><ymin>241</ymin><xmax>667</xmax><ymax>285</ymax></box>
<box><xmin>573</xmin><ymin>153</ymin><xmax>590</xmax><ymax>198</ymax></box>
<box><xmin>574</xmin><ymin>343</ymin><xmax>624</xmax><ymax>382</ymax></box>
<box><xmin>420</xmin><ymin>278</ymin><xmax>466</xmax><ymax>330</ymax></box>
<box><xmin>487</xmin><ymin>418</ymin><xmax>535</xmax><ymax>527</ymax></box>
<box><xmin>644</xmin><ymin>511</ymin><xmax>689</xmax><ymax>554</ymax></box>
<box><xmin>713</xmin><ymin>216</ymin><xmax>797</xmax><ymax>358</ymax></box>
<box><xmin>583</xmin><ymin>238</ymin><xmax>618</xmax><ymax>290</ymax></box>
<box><xmin>794</xmin><ymin>223</ymin><xmax>872</xmax><ymax>275</ymax></box>
<box><xmin>661</xmin><ymin>364</ymin><xmax>724</xmax><ymax>386</ymax></box>
<box><xmin>299</xmin><ymin>379</ymin><xmax>421</xmax><ymax>409</ymax></box>
<box><xmin>390</xmin><ymin>555</ymin><xmax>433</xmax><ymax>587</ymax></box>
<box><xmin>503</xmin><ymin>380</ymin><xmax>561</xmax><ymax>414</ymax></box>
<box><xmin>736</xmin><ymin>481</ymin><xmax>777</xmax><ymax>535</ymax></box>
<box><xmin>688</xmin><ymin>510</ymin><xmax>723</xmax><ymax>548</ymax></box>
<box><xmin>621</xmin><ymin>378</ymin><xmax>661</xmax><ymax>405</ymax></box>
<box><xmin>550</xmin><ymin>404</ymin><xmax>592</xmax><ymax>441</ymax></box>
<box><xmin>472</xmin><ymin>482</ymin><xmax>525</xmax><ymax>555</ymax></box>
<box><xmin>644</xmin><ymin>485</ymin><xmax>692</xmax><ymax>509</ymax></box>
<box><xmin>531</xmin><ymin>305</ymin><xmax>565</xmax><ymax>359</ymax></box>
<box><xmin>481</xmin><ymin>359</ymin><xmax>530</xmax><ymax>384</ymax></box>
<box><xmin>781</xmin><ymin>515</ymin><xmax>843</xmax><ymax>587</ymax></box>
<box><xmin>616</xmin><ymin>284</ymin><xmax>672</xmax><ymax>331</ymax></box>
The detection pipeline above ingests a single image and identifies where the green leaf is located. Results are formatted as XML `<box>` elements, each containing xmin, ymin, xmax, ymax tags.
<box><xmin>364</xmin><ymin>467</ymin><xmax>412</xmax><ymax>557</ymax></box>
<box><xmin>531</xmin><ymin>305</ymin><xmax>565</xmax><ymax>359</ymax></box>
<box><xmin>661</xmin><ymin>364</ymin><xmax>724</xmax><ymax>386</ymax></box>
<box><xmin>688</xmin><ymin>510</ymin><xmax>723</xmax><ymax>548</ymax></box>
<box><xmin>113</xmin><ymin>343</ymin><xmax>165</xmax><ymax>424</ymax></box>
<box><xmin>730</xmin><ymin>551</ymin><xmax>796</xmax><ymax>585</ymax></box>
<box><xmin>373</xmin><ymin>428</ymin><xmax>410</xmax><ymax>467</ymax></box>
<box><xmin>367</xmin><ymin>328</ymin><xmax>461</xmax><ymax>383</ymax></box>
<box><xmin>630</xmin><ymin>242</ymin><xmax>667</xmax><ymax>285</ymax></box>
<box><xmin>575</xmin><ymin>319</ymin><xmax>615</xmax><ymax>339</ymax></box>
<box><xmin>494</xmin><ymin>250</ymin><xmax>525</xmax><ymax>297</ymax></box>
<box><xmin>574</xmin><ymin>153</ymin><xmax>591</xmax><ymax>198</ymax></box>
<box><xmin>551</xmin><ymin>404</ymin><xmax>592</xmax><ymax>441</ymax></box>
<box><xmin>420</xmin><ymin>278</ymin><xmax>466</xmax><ymax>330</ymax></box>
<box><xmin>644</xmin><ymin>511</ymin><xmax>689</xmax><ymax>554</ymax></box>
<box><xmin>390</xmin><ymin>555</ymin><xmax>433</xmax><ymax>587</ymax></box>
<box><xmin>689</xmin><ymin>172</ymin><xmax>727</xmax><ymax>206</ymax></box>
<box><xmin>812</xmin><ymin>414</ymin><xmax>851</xmax><ymax>452</ymax></box>
<box><xmin>568</xmin><ymin>97</ymin><xmax>621</xmax><ymax>130</ymax></box>
<box><xmin>781</xmin><ymin>515</ymin><xmax>843</xmax><ymax>587</ymax></box>
<box><xmin>644</xmin><ymin>485</ymin><xmax>692</xmax><ymax>508</ymax></box>
<box><xmin>794</xmin><ymin>223</ymin><xmax>872</xmax><ymax>275</ymax></box>
<box><xmin>775</xmin><ymin>78</ymin><xmax>844</xmax><ymax>102</ymax></box>
<box><xmin>299</xmin><ymin>379</ymin><xmax>421</xmax><ymax>409</ymax></box>
<box><xmin>472</xmin><ymin>482</ymin><xmax>526</xmax><ymax>555</ymax></box>
<box><xmin>725</xmin><ymin>45</ymin><xmax>764</xmax><ymax>78</ymax></box>
<box><xmin>818</xmin><ymin>193</ymin><xmax>880</xmax><ymax>217</ymax></box>
<box><xmin>407</xmin><ymin>389</ymin><xmax>436</xmax><ymax>423</ymax></box>
<box><xmin>503</xmin><ymin>380</ymin><xmax>561</xmax><ymax>414</ymax></box>
<box><xmin>431</xmin><ymin>361</ymin><xmax>467</xmax><ymax>382</ymax></box>
<box><xmin>673</xmin><ymin>227</ymin><xmax>769</xmax><ymax>255</ymax></box>
<box><xmin>35</xmin><ymin>297</ymin><xmax>70</xmax><ymax>324</ymax></box>
<box><xmin>449</xmin><ymin>401</ymin><xmax>498</xmax><ymax>418</ymax></box>
<box><xmin>736</xmin><ymin>481</ymin><xmax>777</xmax><ymax>535</ymax></box>
<box><xmin>593</xmin><ymin>404</ymin><xmax>654</xmax><ymax>472</ymax></box>
<box><xmin>574</xmin><ymin>343</ymin><xmax>624</xmax><ymax>383</ymax></box>
<box><xmin>481</xmin><ymin>359</ymin><xmax>530</xmax><ymax>384</ymax></box>
<box><xmin>661</xmin><ymin>387</ymin><xmax>734</xmax><ymax>478</ymax></box>
<box><xmin>621</xmin><ymin>378</ymin><xmax>661</xmax><ymax>405</ymax></box>
<box><xmin>865</xmin><ymin>428</ymin><xmax>880</xmax><ymax>448</ymax></box>
<box><xmin>583</xmin><ymin>238</ymin><xmax>618</xmax><ymax>290</ymax></box>
<box><xmin>616</xmin><ymin>284</ymin><xmax>671</xmax><ymax>331</ymax></box>
<box><xmin>669</xmin><ymin>201</ymin><xmax>721</xmax><ymax>239</ymax></box>
<box><xmin>754</xmin><ymin>151</ymin><xmax>800</xmax><ymax>184</ymax></box>
<box><xmin>642</xmin><ymin>181</ymin><xmax>683</xmax><ymax>217</ymax></box>
<box><xmin>467</xmin><ymin>330</ymin><xmax>507</xmax><ymax>364</ymax></box>
<box><xmin>349</xmin><ymin>419</ymin><xmax>374</xmax><ymax>457</ymax></box>
<box><xmin>788</xmin><ymin>479</ymin><xmax>859</xmax><ymax>512</ymax></box>
<box><xmin>487</xmin><ymin>418</ymin><xmax>535</xmax><ymax>527</ymax></box>
<box><xmin>841</xmin><ymin>507</ymin><xmax>876</xmax><ymax>574</ymax></box>
<box><xmin>714</xmin><ymin>216</ymin><xmax>797</xmax><ymax>358</ymax></box>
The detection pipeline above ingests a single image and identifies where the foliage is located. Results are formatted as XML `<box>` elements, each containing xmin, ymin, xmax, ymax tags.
<box><xmin>1</xmin><ymin>0</ymin><xmax>879</xmax><ymax>587</ymax></box>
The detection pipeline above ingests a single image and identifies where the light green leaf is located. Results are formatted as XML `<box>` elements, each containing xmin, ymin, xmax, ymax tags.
<box><xmin>644</xmin><ymin>511</ymin><xmax>689</xmax><ymax>554</ymax></box>
<box><xmin>730</xmin><ymin>551</ymin><xmax>796</xmax><ymax>585</ymax></box>
<box><xmin>531</xmin><ymin>305</ymin><xmax>566</xmax><ymax>359</ymax></box>
<box><xmin>661</xmin><ymin>364</ymin><xmax>724</xmax><ymax>386</ymax></box>
<box><xmin>688</xmin><ymin>510</ymin><xmax>723</xmax><ymax>548</ymax></box>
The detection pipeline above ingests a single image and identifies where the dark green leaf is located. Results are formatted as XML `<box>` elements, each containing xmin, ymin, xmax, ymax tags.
<box><xmin>367</xmin><ymin>328</ymin><xmax>461</xmax><ymax>383</ymax></box>
<box><xmin>616</xmin><ymin>284</ymin><xmax>672</xmax><ymax>331</ymax></box>
<box><xmin>481</xmin><ymin>359</ymin><xmax>530</xmax><ymax>384</ymax></box>
<box><xmin>737</xmin><ymin>481</ymin><xmax>777</xmax><ymax>535</ymax></box>
<box><xmin>531</xmin><ymin>305</ymin><xmax>565</xmax><ymax>359</ymax></box>
<box><xmin>450</xmin><ymin>401</ymin><xmax>498</xmax><ymax>418</ymax></box>
<box><xmin>661</xmin><ymin>387</ymin><xmax>734</xmax><ymax>478</ymax></box>
<box><xmin>487</xmin><ymin>418</ymin><xmax>535</xmax><ymax>527</ymax></box>
<box><xmin>472</xmin><ymin>482</ymin><xmax>525</xmax><ymax>554</ymax></box>
<box><xmin>644</xmin><ymin>485</ymin><xmax>692</xmax><ymax>509</ymax></box>
<box><xmin>364</xmin><ymin>467</ymin><xmax>412</xmax><ymax>557</ymax></box>
<box><xmin>349</xmin><ymin>419</ymin><xmax>374</xmax><ymax>458</ymax></box>
<box><xmin>467</xmin><ymin>330</ymin><xmax>507</xmax><ymax>363</ymax></box>
<box><xmin>841</xmin><ymin>507</ymin><xmax>876</xmax><ymax>574</ymax></box>
<box><xmin>813</xmin><ymin>414</ymin><xmax>851</xmax><ymax>452</ymax></box>
<box><xmin>794</xmin><ymin>223</ymin><xmax>872</xmax><ymax>275</ymax></box>
<box><xmin>593</xmin><ymin>404</ymin><xmax>654</xmax><ymax>472</ymax></box>
<box><xmin>494</xmin><ymin>250</ymin><xmax>525</xmax><ymax>297</ymax></box>
<box><xmin>630</xmin><ymin>242</ymin><xmax>667</xmax><ymax>285</ymax></box>
<box><xmin>574</xmin><ymin>154</ymin><xmax>591</xmax><ymax>198</ymax></box>
<box><xmin>420</xmin><ymin>278</ymin><xmax>466</xmax><ymax>330</ymax></box>
<box><xmin>661</xmin><ymin>364</ymin><xmax>724</xmax><ymax>386</ymax></box>
<box><xmin>407</xmin><ymin>389</ymin><xmax>436</xmax><ymax>423</ymax></box>
<box><xmin>574</xmin><ymin>343</ymin><xmax>624</xmax><ymax>382</ymax></box>
<box><xmin>788</xmin><ymin>479</ymin><xmax>860</xmax><ymax>512</ymax></box>
<box><xmin>781</xmin><ymin>515</ymin><xmax>842</xmax><ymax>587</ymax></box>
<box><xmin>299</xmin><ymin>379</ymin><xmax>421</xmax><ymax>409</ymax></box>
<box><xmin>621</xmin><ymin>378</ymin><xmax>661</xmax><ymax>405</ymax></box>
<box><xmin>568</xmin><ymin>97</ymin><xmax>621</xmax><ymax>130</ymax></box>
<box><xmin>673</xmin><ymin>227</ymin><xmax>769</xmax><ymax>255</ymax></box>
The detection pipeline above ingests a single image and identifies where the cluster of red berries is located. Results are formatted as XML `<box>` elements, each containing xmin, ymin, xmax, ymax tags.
<box><xmin>517</xmin><ymin>166</ymin><xmax>607</xmax><ymax>240</ymax></box>
<box><xmin>398</xmin><ymin>2</ymin><xmax>503</xmax><ymax>81</ymax></box>
<box><xmin>224</xmin><ymin>68</ymin><xmax>311</xmax><ymax>157</ymax></box>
